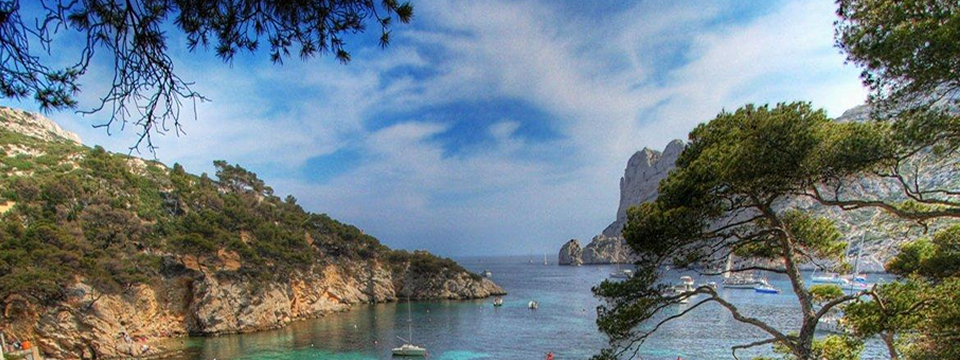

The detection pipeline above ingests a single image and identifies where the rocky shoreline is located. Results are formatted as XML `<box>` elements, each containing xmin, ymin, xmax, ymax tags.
<box><xmin>5</xmin><ymin>257</ymin><xmax>504</xmax><ymax>359</ymax></box>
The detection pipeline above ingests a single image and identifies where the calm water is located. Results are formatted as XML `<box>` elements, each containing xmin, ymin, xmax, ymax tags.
<box><xmin>166</xmin><ymin>256</ymin><xmax>889</xmax><ymax>360</ymax></box>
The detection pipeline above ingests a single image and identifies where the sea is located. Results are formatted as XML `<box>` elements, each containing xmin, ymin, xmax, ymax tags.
<box><xmin>165</xmin><ymin>255</ymin><xmax>891</xmax><ymax>360</ymax></box>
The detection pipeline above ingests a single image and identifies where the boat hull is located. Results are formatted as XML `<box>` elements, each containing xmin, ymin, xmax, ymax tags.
<box><xmin>392</xmin><ymin>346</ymin><xmax>427</xmax><ymax>357</ymax></box>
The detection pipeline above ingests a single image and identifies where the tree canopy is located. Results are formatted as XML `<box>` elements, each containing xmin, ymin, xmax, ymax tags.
<box><xmin>593</xmin><ymin>103</ymin><xmax>878</xmax><ymax>360</ymax></box>
<box><xmin>0</xmin><ymin>0</ymin><xmax>414</xmax><ymax>151</ymax></box>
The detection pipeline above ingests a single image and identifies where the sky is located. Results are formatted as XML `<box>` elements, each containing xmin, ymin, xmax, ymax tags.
<box><xmin>2</xmin><ymin>0</ymin><xmax>869</xmax><ymax>257</ymax></box>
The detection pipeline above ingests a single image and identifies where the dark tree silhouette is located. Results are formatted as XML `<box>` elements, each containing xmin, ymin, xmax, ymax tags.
<box><xmin>0</xmin><ymin>0</ymin><xmax>413</xmax><ymax>152</ymax></box>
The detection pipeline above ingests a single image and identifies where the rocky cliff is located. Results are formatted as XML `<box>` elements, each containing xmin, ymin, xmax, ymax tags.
<box><xmin>0</xmin><ymin>107</ymin><xmax>505</xmax><ymax>359</ymax></box>
<box><xmin>10</xmin><ymin>260</ymin><xmax>503</xmax><ymax>359</ymax></box>
<box><xmin>602</xmin><ymin>139</ymin><xmax>684</xmax><ymax>237</ymax></box>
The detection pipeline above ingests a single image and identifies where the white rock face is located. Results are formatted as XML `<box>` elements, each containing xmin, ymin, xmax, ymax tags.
<box><xmin>602</xmin><ymin>139</ymin><xmax>684</xmax><ymax>237</ymax></box>
<box><xmin>0</xmin><ymin>106</ymin><xmax>81</xmax><ymax>143</ymax></box>
<box><xmin>558</xmin><ymin>239</ymin><xmax>582</xmax><ymax>265</ymax></box>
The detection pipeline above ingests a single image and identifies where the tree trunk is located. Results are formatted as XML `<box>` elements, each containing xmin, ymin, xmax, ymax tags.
<box><xmin>759</xmin><ymin>203</ymin><xmax>817</xmax><ymax>359</ymax></box>
<box><xmin>882</xmin><ymin>331</ymin><xmax>899</xmax><ymax>360</ymax></box>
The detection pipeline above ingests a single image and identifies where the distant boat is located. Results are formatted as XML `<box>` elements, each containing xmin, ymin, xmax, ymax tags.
<box><xmin>543</xmin><ymin>254</ymin><xmax>548</xmax><ymax>265</ymax></box>
<box><xmin>754</xmin><ymin>282</ymin><xmax>780</xmax><ymax>294</ymax></box>
<box><xmin>610</xmin><ymin>263</ymin><xmax>634</xmax><ymax>279</ymax></box>
<box><xmin>392</xmin><ymin>300</ymin><xmax>427</xmax><ymax>357</ymax></box>
<box><xmin>482</xmin><ymin>270</ymin><xmax>492</xmax><ymax>278</ymax></box>
<box><xmin>528</xmin><ymin>301</ymin><xmax>539</xmax><ymax>310</ymax></box>
<box><xmin>840</xmin><ymin>236</ymin><xmax>868</xmax><ymax>286</ymax></box>
<box><xmin>493</xmin><ymin>297</ymin><xmax>503</xmax><ymax>307</ymax></box>
<box><xmin>723</xmin><ymin>274</ymin><xmax>766</xmax><ymax>289</ymax></box>
<box><xmin>811</xmin><ymin>270</ymin><xmax>849</xmax><ymax>285</ymax></box>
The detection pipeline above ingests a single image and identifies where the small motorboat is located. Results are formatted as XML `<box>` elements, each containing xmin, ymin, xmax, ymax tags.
<box><xmin>493</xmin><ymin>297</ymin><xmax>503</xmax><ymax>307</ymax></box>
<box><xmin>482</xmin><ymin>270</ymin><xmax>492</xmax><ymax>278</ymax></box>
<box><xmin>528</xmin><ymin>301</ymin><xmax>539</xmax><ymax>310</ymax></box>
<box><xmin>754</xmin><ymin>284</ymin><xmax>780</xmax><ymax>294</ymax></box>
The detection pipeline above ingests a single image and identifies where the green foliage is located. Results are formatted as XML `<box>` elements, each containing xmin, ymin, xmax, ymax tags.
<box><xmin>887</xmin><ymin>224</ymin><xmax>960</xmax><ymax>279</ymax></box>
<box><xmin>809</xmin><ymin>284</ymin><xmax>844</xmax><ymax>303</ymax></box>
<box><xmin>844</xmin><ymin>281</ymin><xmax>925</xmax><ymax>338</ymax></box>
<box><xmin>770</xmin><ymin>335</ymin><xmax>863</xmax><ymax>360</ymax></box>
<box><xmin>387</xmin><ymin>250</ymin><xmax>478</xmax><ymax>281</ymax></box>
<box><xmin>781</xmin><ymin>211</ymin><xmax>847</xmax><ymax>266</ymax></box>
<box><xmin>843</xmin><ymin>225</ymin><xmax>960</xmax><ymax>359</ymax></box>
<box><xmin>811</xmin><ymin>335</ymin><xmax>864</xmax><ymax>360</ymax></box>
<box><xmin>837</xmin><ymin>0</ymin><xmax>960</xmax><ymax>106</ymax></box>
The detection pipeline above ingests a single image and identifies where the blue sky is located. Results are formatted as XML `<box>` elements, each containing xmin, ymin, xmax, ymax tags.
<box><xmin>3</xmin><ymin>0</ymin><xmax>868</xmax><ymax>256</ymax></box>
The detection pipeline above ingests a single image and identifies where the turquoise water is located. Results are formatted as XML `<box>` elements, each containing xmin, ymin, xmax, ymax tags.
<box><xmin>167</xmin><ymin>256</ymin><xmax>890</xmax><ymax>360</ymax></box>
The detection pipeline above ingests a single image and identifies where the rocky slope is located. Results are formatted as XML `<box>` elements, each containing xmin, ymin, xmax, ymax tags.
<box><xmin>0</xmin><ymin>107</ymin><xmax>505</xmax><ymax>359</ymax></box>
<box><xmin>560</xmin><ymin>105</ymin><xmax>959</xmax><ymax>268</ymax></box>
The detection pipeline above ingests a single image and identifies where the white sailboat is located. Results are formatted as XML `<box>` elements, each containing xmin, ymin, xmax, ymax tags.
<box><xmin>392</xmin><ymin>300</ymin><xmax>427</xmax><ymax>357</ymax></box>
<box><xmin>543</xmin><ymin>253</ymin><xmax>548</xmax><ymax>265</ymax></box>
<box><xmin>811</xmin><ymin>268</ymin><xmax>849</xmax><ymax>285</ymax></box>
<box><xmin>842</xmin><ymin>236</ymin><xmax>869</xmax><ymax>288</ymax></box>
<box><xmin>609</xmin><ymin>263</ymin><xmax>633</xmax><ymax>278</ymax></box>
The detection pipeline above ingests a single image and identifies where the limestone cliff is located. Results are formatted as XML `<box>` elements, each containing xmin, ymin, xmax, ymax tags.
<box><xmin>11</xmin><ymin>259</ymin><xmax>503</xmax><ymax>359</ymax></box>
<box><xmin>602</xmin><ymin>139</ymin><xmax>684</xmax><ymax>237</ymax></box>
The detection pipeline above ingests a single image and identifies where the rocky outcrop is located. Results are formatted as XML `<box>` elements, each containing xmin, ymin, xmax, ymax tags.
<box><xmin>8</xmin><ymin>258</ymin><xmax>505</xmax><ymax>360</ymax></box>
<box><xmin>602</xmin><ymin>139</ymin><xmax>684</xmax><ymax>237</ymax></box>
<box><xmin>558</xmin><ymin>239</ymin><xmax>582</xmax><ymax>265</ymax></box>
<box><xmin>0</xmin><ymin>106</ymin><xmax>81</xmax><ymax>143</ymax></box>
<box><xmin>559</xmin><ymin>235</ymin><xmax>636</xmax><ymax>265</ymax></box>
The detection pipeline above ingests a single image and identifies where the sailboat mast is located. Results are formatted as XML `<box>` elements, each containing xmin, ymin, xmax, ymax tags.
<box><xmin>853</xmin><ymin>235</ymin><xmax>864</xmax><ymax>275</ymax></box>
<box><xmin>407</xmin><ymin>299</ymin><xmax>413</xmax><ymax>344</ymax></box>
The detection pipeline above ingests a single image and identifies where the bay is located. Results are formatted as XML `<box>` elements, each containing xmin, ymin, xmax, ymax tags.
<box><xmin>166</xmin><ymin>255</ymin><xmax>890</xmax><ymax>360</ymax></box>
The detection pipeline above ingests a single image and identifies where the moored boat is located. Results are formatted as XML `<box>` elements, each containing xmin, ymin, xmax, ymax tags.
<box><xmin>392</xmin><ymin>300</ymin><xmax>427</xmax><ymax>357</ymax></box>
<box><xmin>722</xmin><ymin>274</ymin><xmax>766</xmax><ymax>289</ymax></box>
<box><xmin>754</xmin><ymin>284</ymin><xmax>780</xmax><ymax>294</ymax></box>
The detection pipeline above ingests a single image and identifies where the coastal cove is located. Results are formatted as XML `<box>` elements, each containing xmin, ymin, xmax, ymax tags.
<box><xmin>161</xmin><ymin>256</ymin><xmax>893</xmax><ymax>360</ymax></box>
